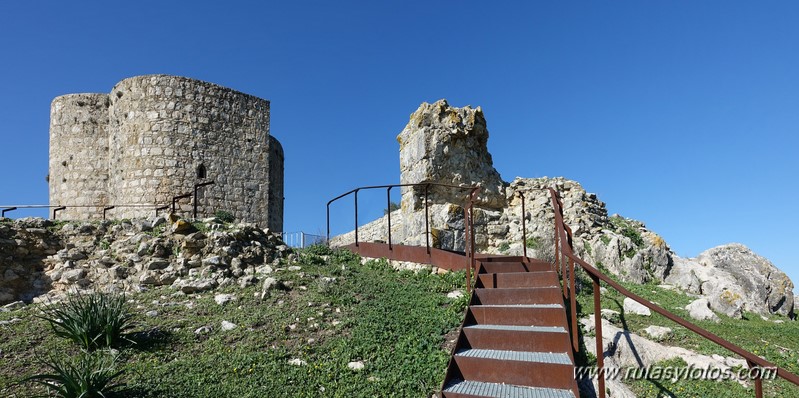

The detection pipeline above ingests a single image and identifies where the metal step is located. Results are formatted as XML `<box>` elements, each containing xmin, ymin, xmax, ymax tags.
<box><xmin>479</xmin><ymin>261</ymin><xmax>553</xmax><ymax>274</ymax></box>
<box><xmin>477</xmin><ymin>271</ymin><xmax>560</xmax><ymax>288</ymax></box>
<box><xmin>473</xmin><ymin>287</ymin><xmax>563</xmax><ymax>305</ymax></box>
<box><xmin>461</xmin><ymin>324</ymin><xmax>571</xmax><ymax>353</ymax></box>
<box><xmin>455</xmin><ymin>348</ymin><xmax>571</xmax><ymax>365</ymax></box>
<box><xmin>453</xmin><ymin>349</ymin><xmax>575</xmax><ymax>390</ymax></box>
<box><xmin>468</xmin><ymin>304</ymin><xmax>566</xmax><ymax>327</ymax></box>
<box><xmin>443</xmin><ymin>379</ymin><xmax>575</xmax><ymax>398</ymax></box>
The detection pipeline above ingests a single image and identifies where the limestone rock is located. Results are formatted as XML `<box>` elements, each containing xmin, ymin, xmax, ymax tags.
<box><xmin>260</xmin><ymin>277</ymin><xmax>284</xmax><ymax>300</ymax></box>
<box><xmin>685</xmin><ymin>298</ymin><xmax>720</xmax><ymax>322</ymax></box>
<box><xmin>347</xmin><ymin>361</ymin><xmax>365</xmax><ymax>371</ymax></box>
<box><xmin>666</xmin><ymin>244</ymin><xmax>794</xmax><ymax>317</ymax></box>
<box><xmin>623</xmin><ymin>297</ymin><xmax>651</xmax><ymax>316</ymax></box>
<box><xmin>397</xmin><ymin>99</ymin><xmax>506</xmax><ymax>210</ymax></box>
<box><xmin>214</xmin><ymin>293</ymin><xmax>236</xmax><ymax>306</ymax></box>
<box><xmin>642</xmin><ymin>325</ymin><xmax>673</xmax><ymax>340</ymax></box>
<box><xmin>221</xmin><ymin>320</ymin><xmax>237</xmax><ymax>331</ymax></box>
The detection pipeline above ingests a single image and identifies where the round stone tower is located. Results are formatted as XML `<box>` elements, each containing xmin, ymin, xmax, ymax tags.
<box><xmin>48</xmin><ymin>75</ymin><xmax>283</xmax><ymax>231</ymax></box>
<box><xmin>49</xmin><ymin>93</ymin><xmax>110</xmax><ymax>220</ymax></box>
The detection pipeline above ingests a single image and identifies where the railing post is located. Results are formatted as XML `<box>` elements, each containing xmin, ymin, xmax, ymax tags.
<box><xmin>354</xmin><ymin>189</ymin><xmax>359</xmax><ymax>247</ymax></box>
<box><xmin>387</xmin><ymin>187</ymin><xmax>392</xmax><ymax>250</ymax></box>
<box><xmin>326</xmin><ymin>204</ymin><xmax>331</xmax><ymax>246</ymax></box>
<box><xmin>103</xmin><ymin>206</ymin><xmax>115</xmax><ymax>220</ymax></box>
<box><xmin>193</xmin><ymin>181</ymin><xmax>214</xmax><ymax>219</ymax></box>
<box><xmin>2</xmin><ymin>207</ymin><xmax>17</xmax><ymax>217</ymax></box>
<box><xmin>172</xmin><ymin>193</ymin><xmax>192</xmax><ymax>215</ymax></box>
<box><xmin>593</xmin><ymin>273</ymin><xmax>606</xmax><ymax>398</ymax></box>
<box><xmin>520</xmin><ymin>192</ymin><xmax>527</xmax><ymax>260</ymax></box>
<box><xmin>569</xmin><ymin>259</ymin><xmax>578</xmax><ymax>352</ymax></box>
<box><xmin>464</xmin><ymin>200</ymin><xmax>471</xmax><ymax>293</ymax></box>
<box><xmin>748</xmin><ymin>360</ymin><xmax>763</xmax><ymax>398</ymax></box>
<box><xmin>52</xmin><ymin>206</ymin><xmax>66</xmax><ymax>220</ymax></box>
<box><xmin>470</xmin><ymin>190</ymin><xmax>476</xmax><ymax>276</ymax></box>
<box><xmin>424</xmin><ymin>184</ymin><xmax>430</xmax><ymax>254</ymax></box>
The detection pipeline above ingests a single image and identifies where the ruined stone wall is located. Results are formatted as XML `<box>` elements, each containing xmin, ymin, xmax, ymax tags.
<box><xmin>48</xmin><ymin>75</ymin><xmax>283</xmax><ymax>231</ymax></box>
<box><xmin>49</xmin><ymin>94</ymin><xmax>110</xmax><ymax>220</ymax></box>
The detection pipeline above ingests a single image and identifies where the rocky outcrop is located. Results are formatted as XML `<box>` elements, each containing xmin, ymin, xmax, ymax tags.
<box><xmin>666</xmin><ymin>244</ymin><xmax>794</xmax><ymax>318</ymax></box>
<box><xmin>333</xmin><ymin>99</ymin><xmax>795</xmax><ymax>319</ymax></box>
<box><xmin>398</xmin><ymin>99</ymin><xmax>506</xmax><ymax>210</ymax></box>
<box><xmin>0</xmin><ymin>216</ymin><xmax>290</xmax><ymax>305</ymax></box>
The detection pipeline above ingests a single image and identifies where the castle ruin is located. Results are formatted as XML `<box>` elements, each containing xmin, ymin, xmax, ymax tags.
<box><xmin>48</xmin><ymin>75</ymin><xmax>283</xmax><ymax>231</ymax></box>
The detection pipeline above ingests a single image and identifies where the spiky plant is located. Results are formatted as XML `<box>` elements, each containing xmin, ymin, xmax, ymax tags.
<box><xmin>38</xmin><ymin>292</ymin><xmax>134</xmax><ymax>351</ymax></box>
<box><xmin>23</xmin><ymin>351</ymin><xmax>125</xmax><ymax>398</ymax></box>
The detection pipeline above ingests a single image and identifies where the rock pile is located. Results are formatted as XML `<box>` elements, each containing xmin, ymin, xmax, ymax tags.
<box><xmin>0</xmin><ymin>216</ymin><xmax>290</xmax><ymax>305</ymax></box>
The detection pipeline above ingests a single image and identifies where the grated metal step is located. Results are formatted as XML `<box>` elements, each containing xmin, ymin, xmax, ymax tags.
<box><xmin>464</xmin><ymin>324</ymin><xmax>567</xmax><ymax>333</ymax></box>
<box><xmin>471</xmin><ymin>304</ymin><xmax>563</xmax><ymax>309</ymax></box>
<box><xmin>455</xmin><ymin>348</ymin><xmax>572</xmax><ymax>365</ymax></box>
<box><xmin>443</xmin><ymin>379</ymin><xmax>575</xmax><ymax>398</ymax></box>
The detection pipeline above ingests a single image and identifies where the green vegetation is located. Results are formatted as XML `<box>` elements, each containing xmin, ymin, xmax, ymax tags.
<box><xmin>525</xmin><ymin>236</ymin><xmax>541</xmax><ymax>250</ymax></box>
<box><xmin>38</xmin><ymin>292</ymin><xmax>134</xmax><ymax>352</ymax></box>
<box><xmin>214</xmin><ymin>210</ymin><xmax>235</xmax><ymax>223</ymax></box>
<box><xmin>2</xmin><ymin>249</ymin><xmax>468</xmax><ymax>397</ymax></box>
<box><xmin>498</xmin><ymin>241</ymin><xmax>510</xmax><ymax>253</ymax></box>
<box><xmin>609</xmin><ymin>216</ymin><xmax>644</xmax><ymax>248</ymax></box>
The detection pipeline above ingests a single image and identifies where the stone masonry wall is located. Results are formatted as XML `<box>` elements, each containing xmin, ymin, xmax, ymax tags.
<box><xmin>49</xmin><ymin>75</ymin><xmax>283</xmax><ymax>232</ymax></box>
<box><xmin>49</xmin><ymin>94</ymin><xmax>110</xmax><ymax>220</ymax></box>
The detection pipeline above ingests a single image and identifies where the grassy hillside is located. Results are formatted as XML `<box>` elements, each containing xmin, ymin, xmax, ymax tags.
<box><xmin>573</xmin><ymin>270</ymin><xmax>799</xmax><ymax>398</ymax></box>
<box><xmin>0</xmin><ymin>247</ymin><xmax>468</xmax><ymax>397</ymax></box>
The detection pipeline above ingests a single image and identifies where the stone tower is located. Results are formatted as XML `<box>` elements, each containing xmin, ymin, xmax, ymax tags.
<box><xmin>48</xmin><ymin>75</ymin><xmax>284</xmax><ymax>231</ymax></box>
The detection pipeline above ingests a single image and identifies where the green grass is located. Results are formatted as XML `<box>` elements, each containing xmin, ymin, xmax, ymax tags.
<box><xmin>1</xmin><ymin>249</ymin><xmax>468</xmax><ymax>397</ymax></box>
<box><xmin>573</xmin><ymin>271</ymin><xmax>799</xmax><ymax>397</ymax></box>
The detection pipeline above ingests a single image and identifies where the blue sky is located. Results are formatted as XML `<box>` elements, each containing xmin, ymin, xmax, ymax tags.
<box><xmin>1</xmin><ymin>1</ymin><xmax>797</xmax><ymax>292</ymax></box>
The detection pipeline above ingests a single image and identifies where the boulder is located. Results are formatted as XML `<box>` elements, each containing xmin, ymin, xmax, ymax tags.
<box><xmin>685</xmin><ymin>298</ymin><xmax>720</xmax><ymax>322</ymax></box>
<box><xmin>623</xmin><ymin>297</ymin><xmax>651</xmax><ymax>316</ymax></box>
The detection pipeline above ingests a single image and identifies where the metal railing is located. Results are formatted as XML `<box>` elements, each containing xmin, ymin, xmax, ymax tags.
<box><xmin>545</xmin><ymin>187</ymin><xmax>799</xmax><ymax>398</ymax></box>
<box><xmin>1</xmin><ymin>181</ymin><xmax>215</xmax><ymax>220</ymax></box>
<box><xmin>282</xmin><ymin>232</ymin><xmax>327</xmax><ymax>248</ymax></box>
<box><xmin>326</xmin><ymin>182</ymin><xmax>483</xmax><ymax>291</ymax></box>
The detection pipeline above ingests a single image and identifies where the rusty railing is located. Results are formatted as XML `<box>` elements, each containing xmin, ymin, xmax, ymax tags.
<box><xmin>1</xmin><ymin>181</ymin><xmax>215</xmax><ymax>220</ymax></box>
<box><xmin>545</xmin><ymin>187</ymin><xmax>799</xmax><ymax>398</ymax></box>
<box><xmin>326</xmin><ymin>183</ymin><xmax>481</xmax><ymax>291</ymax></box>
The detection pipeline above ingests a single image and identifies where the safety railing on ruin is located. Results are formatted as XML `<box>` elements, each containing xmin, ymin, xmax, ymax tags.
<box><xmin>1</xmin><ymin>181</ymin><xmax>215</xmax><ymax>220</ymax></box>
<box><xmin>326</xmin><ymin>183</ymin><xmax>488</xmax><ymax>291</ymax></box>
<box><xmin>545</xmin><ymin>187</ymin><xmax>799</xmax><ymax>398</ymax></box>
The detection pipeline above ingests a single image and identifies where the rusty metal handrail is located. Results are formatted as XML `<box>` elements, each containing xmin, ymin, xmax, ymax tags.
<box><xmin>546</xmin><ymin>188</ymin><xmax>799</xmax><ymax>398</ymax></box>
<box><xmin>327</xmin><ymin>182</ymin><xmax>481</xmax><ymax>291</ymax></box>
<box><xmin>2</xmin><ymin>181</ymin><xmax>215</xmax><ymax>221</ymax></box>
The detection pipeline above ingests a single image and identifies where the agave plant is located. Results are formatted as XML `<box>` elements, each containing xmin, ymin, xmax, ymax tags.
<box><xmin>39</xmin><ymin>292</ymin><xmax>134</xmax><ymax>351</ymax></box>
<box><xmin>23</xmin><ymin>351</ymin><xmax>125</xmax><ymax>398</ymax></box>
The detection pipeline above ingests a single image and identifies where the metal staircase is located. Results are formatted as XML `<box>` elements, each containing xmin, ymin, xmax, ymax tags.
<box><xmin>441</xmin><ymin>257</ymin><xmax>578</xmax><ymax>398</ymax></box>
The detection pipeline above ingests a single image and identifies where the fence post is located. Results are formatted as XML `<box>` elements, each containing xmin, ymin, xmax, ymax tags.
<box><xmin>387</xmin><ymin>187</ymin><xmax>392</xmax><ymax>250</ymax></box>
<box><xmin>1</xmin><ymin>207</ymin><xmax>17</xmax><ymax>217</ymax></box>
<box><xmin>593</xmin><ymin>273</ymin><xmax>606</xmax><ymax>398</ymax></box>
<box><xmin>425</xmin><ymin>184</ymin><xmax>430</xmax><ymax>253</ymax></box>
<box><xmin>354</xmin><ymin>189</ymin><xmax>359</xmax><ymax>247</ymax></box>
<box><xmin>520</xmin><ymin>192</ymin><xmax>527</xmax><ymax>259</ymax></box>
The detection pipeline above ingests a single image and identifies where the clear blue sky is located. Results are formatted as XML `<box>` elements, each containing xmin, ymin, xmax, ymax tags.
<box><xmin>1</xmin><ymin>1</ymin><xmax>797</xmax><ymax>292</ymax></box>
